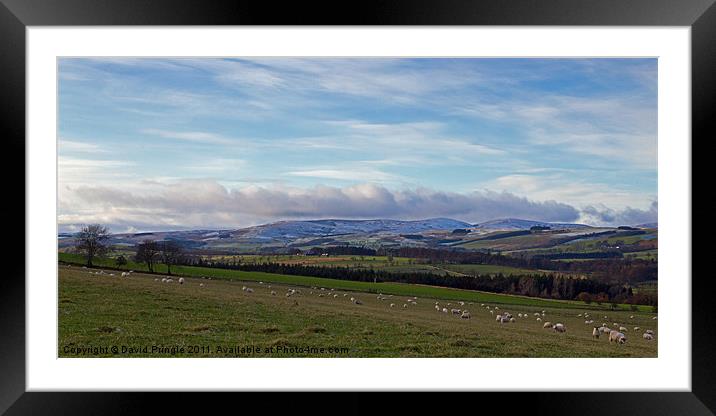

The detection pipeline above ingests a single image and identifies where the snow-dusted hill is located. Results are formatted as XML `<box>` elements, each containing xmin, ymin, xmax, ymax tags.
<box><xmin>242</xmin><ymin>218</ymin><xmax>474</xmax><ymax>239</ymax></box>
<box><xmin>475</xmin><ymin>218</ymin><xmax>591</xmax><ymax>231</ymax></box>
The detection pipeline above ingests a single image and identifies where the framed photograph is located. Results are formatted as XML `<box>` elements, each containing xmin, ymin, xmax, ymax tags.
<box><xmin>4</xmin><ymin>0</ymin><xmax>713</xmax><ymax>413</ymax></box>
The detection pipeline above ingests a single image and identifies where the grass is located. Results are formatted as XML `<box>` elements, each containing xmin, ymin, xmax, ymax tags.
<box><xmin>59</xmin><ymin>265</ymin><xmax>658</xmax><ymax>357</ymax></box>
<box><xmin>59</xmin><ymin>252</ymin><xmax>654</xmax><ymax>312</ymax></box>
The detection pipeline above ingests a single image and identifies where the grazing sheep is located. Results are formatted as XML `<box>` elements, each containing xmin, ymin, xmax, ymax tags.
<box><xmin>154</xmin><ymin>278</ymin><xmax>159</xmax><ymax>282</ymax></box>
<box><xmin>543</xmin><ymin>322</ymin><xmax>553</xmax><ymax>329</ymax></box>
<box><xmin>553</xmin><ymin>323</ymin><xmax>566</xmax><ymax>333</ymax></box>
<box><xmin>334</xmin><ymin>294</ymin><xmax>338</xmax><ymax>298</ymax></box>
<box><xmin>161</xmin><ymin>278</ymin><xmax>167</xmax><ymax>282</ymax></box>
<box><xmin>166</xmin><ymin>278</ymin><xmax>173</xmax><ymax>283</ymax></box>
<box><xmin>645</xmin><ymin>329</ymin><xmax>654</xmax><ymax>335</ymax></box>
<box><xmin>630</xmin><ymin>315</ymin><xmax>634</xmax><ymax>319</ymax></box>
<box><xmin>242</xmin><ymin>286</ymin><xmax>247</xmax><ymax>291</ymax></box>
<box><xmin>600</xmin><ymin>327</ymin><xmax>612</xmax><ymax>334</ymax></box>
<box><xmin>403</xmin><ymin>304</ymin><xmax>408</xmax><ymax>308</ymax></box>
<box><xmin>461</xmin><ymin>311</ymin><xmax>471</xmax><ymax>319</ymax></box>
<box><xmin>634</xmin><ymin>326</ymin><xmax>640</xmax><ymax>331</ymax></box>
<box><xmin>451</xmin><ymin>309</ymin><xmax>461</xmax><ymax>315</ymax></box>
<box><xmin>178</xmin><ymin>277</ymin><xmax>185</xmax><ymax>285</ymax></box>
<box><xmin>350</xmin><ymin>297</ymin><xmax>355</xmax><ymax>302</ymax></box>
<box><xmin>652</xmin><ymin>316</ymin><xmax>658</xmax><ymax>320</ymax></box>
<box><xmin>509</xmin><ymin>317</ymin><xmax>516</xmax><ymax>323</ymax></box>
<box><xmin>592</xmin><ymin>327</ymin><xmax>600</xmax><ymax>339</ymax></box>
<box><xmin>199</xmin><ymin>283</ymin><xmax>204</xmax><ymax>287</ymax></box>
<box><xmin>490</xmin><ymin>310</ymin><xmax>495</xmax><ymax>315</ymax></box>
<box><xmin>459</xmin><ymin>301</ymin><xmax>465</xmax><ymax>306</ymax></box>
<box><xmin>501</xmin><ymin>316</ymin><xmax>511</xmax><ymax>324</ymax></box>
<box><xmin>609</xmin><ymin>330</ymin><xmax>627</xmax><ymax>344</ymax></box>
<box><xmin>271</xmin><ymin>290</ymin><xmax>277</xmax><ymax>296</ymax></box>
<box><xmin>442</xmin><ymin>308</ymin><xmax>448</xmax><ymax>313</ymax></box>
<box><xmin>537</xmin><ymin>317</ymin><xmax>542</xmax><ymax>322</ymax></box>
<box><xmin>121</xmin><ymin>272</ymin><xmax>128</xmax><ymax>277</ymax></box>
<box><xmin>494</xmin><ymin>306</ymin><xmax>499</xmax><ymax>310</ymax></box>
<box><xmin>245</xmin><ymin>288</ymin><xmax>253</xmax><ymax>293</ymax></box>
<box><xmin>619</xmin><ymin>326</ymin><xmax>628</xmax><ymax>332</ymax></box>
<box><xmin>643</xmin><ymin>333</ymin><xmax>654</xmax><ymax>340</ymax></box>
<box><xmin>518</xmin><ymin>313</ymin><xmax>523</xmax><ymax>318</ymax></box>
<box><xmin>534</xmin><ymin>313</ymin><xmax>541</xmax><ymax>317</ymax></box>
<box><xmin>577</xmin><ymin>313</ymin><xmax>582</xmax><ymax>317</ymax></box>
<box><xmin>496</xmin><ymin>314</ymin><xmax>503</xmax><ymax>322</ymax></box>
<box><xmin>390</xmin><ymin>303</ymin><xmax>395</xmax><ymax>308</ymax></box>
<box><xmin>354</xmin><ymin>299</ymin><xmax>363</xmax><ymax>305</ymax></box>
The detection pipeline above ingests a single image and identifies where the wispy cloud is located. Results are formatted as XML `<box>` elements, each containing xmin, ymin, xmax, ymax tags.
<box><xmin>141</xmin><ymin>129</ymin><xmax>240</xmax><ymax>145</ymax></box>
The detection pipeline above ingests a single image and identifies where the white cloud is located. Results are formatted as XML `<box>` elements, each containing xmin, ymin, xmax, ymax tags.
<box><xmin>58</xmin><ymin>180</ymin><xmax>584</xmax><ymax>231</ymax></box>
<box><xmin>141</xmin><ymin>129</ymin><xmax>240</xmax><ymax>145</ymax></box>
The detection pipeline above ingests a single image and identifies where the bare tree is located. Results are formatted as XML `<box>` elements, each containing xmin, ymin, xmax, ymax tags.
<box><xmin>135</xmin><ymin>240</ymin><xmax>160</xmax><ymax>272</ymax></box>
<box><xmin>159</xmin><ymin>240</ymin><xmax>184</xmax><ymax>275</ymax></box>
<box><xmin>76</xmin><ymin>224</ymin><xmax>111</xmax><ymax>267</ymax></box>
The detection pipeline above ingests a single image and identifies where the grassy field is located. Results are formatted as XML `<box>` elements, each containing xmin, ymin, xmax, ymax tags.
<box><xmin>58</xmin><ymin>253</ymin><xmax>652</xmax><ymax>311</ymax></box>
<box><xmin>59</xmin><ymin>265</ymin><xmax>658</xmax><ymax>357</ymax></box>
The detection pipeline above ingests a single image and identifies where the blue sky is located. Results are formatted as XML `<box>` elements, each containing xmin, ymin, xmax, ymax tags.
<box><xmin>58</xmin><ymin>58</ymin><xmax>657</xmax><ymax>232</ymax></box>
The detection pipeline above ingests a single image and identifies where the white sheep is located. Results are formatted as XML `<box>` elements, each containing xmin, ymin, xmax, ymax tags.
<box><xmin>509</xmin><ymin>317</ymin><xmax>516</xmax><ymax>323</ymax></box>
<box><xmin>390</xmin><ymin>303</ymin><xmax>395</xmax><ymax>308</ymax></box>
<box><xmin>609</xmin><ymin>330</ymin><xmax>627</xmax><ymax>344</ymax></box>
<box><xmin>178</xmin><ymin>277</ymin><xmax>185</xmax><ymax>285</ymax></box>
<box><xmin>553</xmin><ymin>323</ymin><xmax>566</xmax><ymax>333</ymax></box>
<box><xmin>271</xmin><ymin>290</ymin><xmax>277</xmax><ymax>296</ymax></box>
<box><xmin>537</xmin><ymin>317</ymin><xmax>542</xmax><ymax>322</ymax></box>
<box><xmin>461</xmin><ymin>311</ymin><xmax>471</xmax><ymax>319</ymax></box>
<box><xmin>403</xmin><ymin>304</ymin><xmax>408</xmax><ymax>308</ymax></box>
<box><xmin>619</xmin><ymin>326</ymin><xmax>628</xmax><ymax>332</ymax></box>
<box><xmin>354</xmin><ymin>299</ymin><xmax>363</xmax><ymax>305</ymax></box>
<box><xmin>592</xmin><ymin>327</ymin><xmax>600</xmax><ymax>339</ymax></box>
<box><xmin>199</xmin><ymin>283</ymin><xmax>204</xmax><ymax>287</ymax></box>
<box><xmin>166</xmin><ymin>278</ymin><xmax>173</xmax><ymax>283</ymax></box>
<box><xmin>496</xmin><ymin>314</ymin><xmax>503</xmax><ymax>322</ymax></box>
<box><xmin>161</xmin><ymin>278</ymin><xmax>167</xmax><ymax>282</ymax></box>
<box><xmin>643</xmin><ymin>333</ymin><xmax>654</xmax><ymax>340</ymax></box>
<box><xmin>442</xmin><ymin>308</ymin><xmax>448</xmax><ymax>313</ymax></box>
<box><xmin>645</xmin><ymin>329</ymin><xmax>654</xmax><ymax>335</ymax></box>
<box><xmin>451</xmin><ymin>308</ymin><xmax>461</xmax><ymax>315</ymax></box>
<box><xmin>154</xmin><ymin>278</ymin><xmax>159</xmax><ymax>282</ymax></box>
<box><xmin>543</xmin><ymin>322</ymin><xmax>553</xmax><ymax>329</ymax></box>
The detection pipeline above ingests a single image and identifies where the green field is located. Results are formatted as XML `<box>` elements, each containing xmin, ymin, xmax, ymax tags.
<box><xmin>58</xmin><ymin>253</ymin><xmax>650</xmax><ymax>311</ymax></box>
<box><xmin>58</xmin><ymin>265</ymin><xmax>658</xmax><ymax>357</ymax></box>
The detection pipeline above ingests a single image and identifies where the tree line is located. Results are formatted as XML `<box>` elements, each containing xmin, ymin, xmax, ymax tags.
<box><xmin>185</xmin><ymin>257</ymin><xmax>656</xmax><ymax>306</ymax></box>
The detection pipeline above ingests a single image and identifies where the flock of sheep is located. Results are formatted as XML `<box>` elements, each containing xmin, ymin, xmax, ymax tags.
<box><xmin>80</xmin><ymin>265</ymin><xmax>656</xmax><ymax>345</ymax></box>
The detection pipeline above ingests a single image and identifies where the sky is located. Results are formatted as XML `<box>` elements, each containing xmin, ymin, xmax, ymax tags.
<box><xmin>58</xmin><ymin>58</ymin><xmax>657</xmax><ymax>233</ymax></box>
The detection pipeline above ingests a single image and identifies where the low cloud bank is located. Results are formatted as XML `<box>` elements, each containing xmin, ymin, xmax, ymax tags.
<box><xmin>58</xmin><ymin>180</ymin><xmax>654</xmax><ymax>232</ymax></box>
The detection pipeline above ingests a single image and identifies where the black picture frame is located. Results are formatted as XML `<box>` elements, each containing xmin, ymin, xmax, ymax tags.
<box><xmin>2</xmin><ymin>0</ymin><xmax>712</xmax><ymax>414</ymax></box>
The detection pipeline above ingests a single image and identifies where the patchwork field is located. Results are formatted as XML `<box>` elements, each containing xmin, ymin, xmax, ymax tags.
<box><xmin>58</xmin><ymin>265</ymin><xmax>658</xmax><ymax>358</ymax></box>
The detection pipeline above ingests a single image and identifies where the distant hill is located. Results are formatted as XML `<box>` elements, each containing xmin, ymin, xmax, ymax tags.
<box><xmin>475</xmin><ymin>218</ymin><xmax>591</xmax><ymax>231</ymax></box>
<box><xmin>636</xmin><ymin>222</ymin><xmax>658</xmax><ymax>229</ymax></box>
<box><xmin>241</xmin><ymin>218</ymin><xmax>474</xmax><ymax>239</ymax></box>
